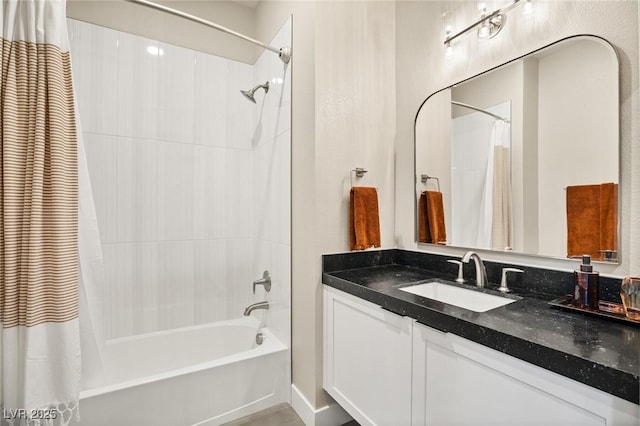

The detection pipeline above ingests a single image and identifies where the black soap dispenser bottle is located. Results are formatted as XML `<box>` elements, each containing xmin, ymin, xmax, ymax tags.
<box><xmin>573</xmin><ymin>255</ymin><xmax>599</xmax><ymax>310</ymax></box>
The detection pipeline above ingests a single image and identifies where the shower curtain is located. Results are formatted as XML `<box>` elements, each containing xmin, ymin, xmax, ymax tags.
<box><xmin>478</xmin><ymin>120</ymin><xmax>513</xmax><ymax>250</ymax></box>
<box><xmin>1</xmin><ymin>1</ymin><xmax>80</xmax><ymax>424</ymax></box>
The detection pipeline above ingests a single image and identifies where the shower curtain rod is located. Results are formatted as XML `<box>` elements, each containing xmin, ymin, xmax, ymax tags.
<box><xmin>451</xmin><ymin>101</ymin><xmax>509</xmax><ymax>123</ymax></box>
<box><xmin>124</xmin><ymin>0</ymin><xmax>291</xmax><ymax>64</ymax></box>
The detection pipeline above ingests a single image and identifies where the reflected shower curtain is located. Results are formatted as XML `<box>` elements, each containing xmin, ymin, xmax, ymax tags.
<box><xmin>478</xmin><ymin>120</ymin><xmax>513</xmax><ymax>250</ymax></box>
<box><xmin>1</xmin><ymin>1</ymin><xmax>80</xmax><ymax>424</ymax></box>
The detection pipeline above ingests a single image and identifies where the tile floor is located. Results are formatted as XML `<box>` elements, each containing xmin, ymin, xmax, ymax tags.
<box><xmin>221</xmin><ymin>403</ymin><xmax>359</xmax><ymax>426</ymax></box>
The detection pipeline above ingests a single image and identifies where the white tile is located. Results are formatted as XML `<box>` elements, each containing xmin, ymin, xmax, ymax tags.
<box><xmin>193</xmin><ymin>52</ymin><xmax>228</xmax><ymax>148</ymax></box>
<box><xmin>117</xmin><ymin>32</ymin><xmax>159</xmax><ymax>140</ymax></box>
<box><xmin>158</xmin><ymin>43</ymin><xmax>195</xmax><ymax>143</ymax></box>
<box><xmin>225</xmin><ymin>149</ymin><xmax>252</xmax><ymax>239</ymax></box>
<box><xmin>250</xmin><ymin>54</ymin><xmax>270</xmax><ymax>147</ymax></box>
<box><xmin>273</xmin><ymin>130</ymin><xmax>292</xmax><ymax>245</ymax></box>
<box><xmin>157</xmin><ymin>241</ymin><xmax>195</xmax><ymax>330</ymax></box>
<box><xmin>102</xmin><ymin>243</ymin><xmax>135</xmax><ymax>339</ymax></box>
<box><xmin>116</xmin><ymin>137</ymin><xmax>158</xmax><ymax>242</ymax></box>
<box><xmin>252</xmin><ymin>130</ymin><xmax>290</xmax><ymax>245</ymax></box>
<box><xmin>131</xmin><ymin>242</ymin><xmax>160</xmax><ymax>335</ymax></box>
<box><xmin>157</xmin><ymin>142</ymin><xmax>195</xmax><ymax>241</ymax></box>
<box><xmin>252</xmin><ymin>140</ymin><xmax>268</xmax><ymax>241</ymax></box>
<box><xmin>273</xmin><ymin>65</ymin><xmax>292</xmax><ymax>140</ymax></box>
<box><xmin>226</xmin><ymin>61</ymin><xmax>254</xmax><ymax>150</ymax></box>
<box><xmin>193</xmin><ymin>240</ymin><xmax>228</xmax><ymax>324</ymax></box>
<box><xmin>226</xmin><ymin>239</ymin><xmax>254</xmax><ymax>320</ymax></box>
<box><xmin>68</xmin><ymin>19</ymin><xmax>119</xmax><ymax>135</ymax></box>
<box><xmin>192</xmin><ymin>145</ymin><xmax>227</xmax><ymax>239</ymax></box>
<box><xmin>83</xmin><ymin>132</ymin><xmax>118</xmax><ymax>243</ymax></box>
<box><xmin>251</xmin><ymin>240</ymin><xmax>290</xmax><ymax>345</ymax></box>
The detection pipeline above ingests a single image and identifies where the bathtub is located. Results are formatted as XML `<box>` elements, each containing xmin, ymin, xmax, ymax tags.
<box><xmin>75</xmin><ymin>316</ymin><xmax>288</xmax><ymax>426</ymax></box>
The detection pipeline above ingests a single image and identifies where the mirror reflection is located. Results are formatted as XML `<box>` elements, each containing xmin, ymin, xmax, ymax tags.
<box><xmin>415</xmin><ymin>36</ymin><xmax>619</xmax><ymax>262</ymax></box>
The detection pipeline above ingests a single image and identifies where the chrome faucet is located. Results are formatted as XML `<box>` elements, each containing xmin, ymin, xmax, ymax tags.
<box><xmin>243</xmin><ymin>301</ymin><xmax>269</xmax><ymax>316</ymax></box>
<box><xmin>461</xmin><ymin>251</ymin><xmax>488</xmax><ymax>288</ymax></box>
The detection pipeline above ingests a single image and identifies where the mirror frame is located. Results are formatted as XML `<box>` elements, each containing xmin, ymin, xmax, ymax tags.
<box><xmin>413</xmin><ymin>34</ymin><xmax>621</xmax><ymax>264</ymax></box>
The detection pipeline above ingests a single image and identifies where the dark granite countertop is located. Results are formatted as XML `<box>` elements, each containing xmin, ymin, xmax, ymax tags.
<box><xmin>322</xmin><ymin>250</ymin><xmax>640</xmax><ymax>405</ymax></box>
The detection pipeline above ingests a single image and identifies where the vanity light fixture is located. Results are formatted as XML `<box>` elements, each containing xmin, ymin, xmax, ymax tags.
<box><xmin>477</xmin><ymin>3</ymin><xmax>504</xmax><ymax>40</ymax></box>
<box><xmin>444</xmin><ymin>0</ymin><xmax>530</xmax><ymax>47</ymax></box>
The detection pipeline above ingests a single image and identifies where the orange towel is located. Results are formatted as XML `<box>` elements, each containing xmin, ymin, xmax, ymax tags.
<box><xmin>418</xmin><ymin>191</ymin><xmax>446</xmax><ymax>244</ymax></box>
<box><xmin>349</xmin><ymin>187</ymin><xmax>381</xmax><ymax>251</ymax></box>
<box><xmin>566</xmin><ymin>183</ymin><xmax>618</xmax><ymax>260</ymax></box>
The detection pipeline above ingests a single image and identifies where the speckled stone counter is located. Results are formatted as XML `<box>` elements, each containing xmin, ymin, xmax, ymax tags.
<box><xmin>322</xmin><ymin>249</ymin><xmax>640</xmax><ymax>405</ymax></box>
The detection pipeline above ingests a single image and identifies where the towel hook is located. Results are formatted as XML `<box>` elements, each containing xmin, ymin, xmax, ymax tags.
<box><xmin>421</xmin><ymin>174</ymin><xmax>440</xmax><ymax>192</ymax></box>
<box><xmin>350</xmin><ymin>167</ymin><xmax>368</xmax><ymax>187</ymax></box>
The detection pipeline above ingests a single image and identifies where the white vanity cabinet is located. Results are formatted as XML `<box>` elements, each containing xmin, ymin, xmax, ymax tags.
<box><xmin>323</xmin><ymin>286</ymin><xmax>639</xmax><ymax>426</ymax></box>
<box><xmin>412</xmin><ymin>321</ymin><xmax>639</xmax><ymax>426</ymax></box>
<box><xmin>323</xmin><ymin>286</ymin><xmax>413</xmax><ymax>426</ymax></box>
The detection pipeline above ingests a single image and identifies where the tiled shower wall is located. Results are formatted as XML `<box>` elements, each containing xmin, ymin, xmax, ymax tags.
<box><xmin>68</xmin><ymin>18</ymin><xmax>291</xmax><ymax>343</ymax></box>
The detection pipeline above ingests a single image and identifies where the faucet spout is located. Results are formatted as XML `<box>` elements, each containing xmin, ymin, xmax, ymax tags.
<box><xmin>243</xmin><ymin>301</ymin><xmax>269</xmax><ymax>316</ymax></box>
<box><xmin>461</xmin><ymin>251</ymin><xmax>488</xmax><ymax>288</ymax></box>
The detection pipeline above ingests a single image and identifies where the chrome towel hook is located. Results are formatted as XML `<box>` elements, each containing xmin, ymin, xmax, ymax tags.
<box><xmin>350</xmin><ymin>168</ymin><xmax>368</xmax><ymax>187</ymax></box>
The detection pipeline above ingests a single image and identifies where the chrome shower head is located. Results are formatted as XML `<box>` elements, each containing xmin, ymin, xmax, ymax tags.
<box><xmin>240</xmin><ymin>81</ymin><xmax>270</xmax><ymax>103</ymax></box>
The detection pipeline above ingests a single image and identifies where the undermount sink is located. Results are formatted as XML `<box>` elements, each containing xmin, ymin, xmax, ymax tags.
<box><xmin>399</xmin><ymin>281</ymin><xmax>517</xmax><ymax>313</ymax></box>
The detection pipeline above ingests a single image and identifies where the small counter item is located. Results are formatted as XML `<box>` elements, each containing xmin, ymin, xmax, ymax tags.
<box><xmin>573</xmin><ymin>255</ymin><xmax>599</xmax><ymax>310</ymax></box>
<box><xmin>549</xmin><ymin>295</ymin><xmax>640</xmax><ymax>327</ymax></box>
<box><xmin>621</xmin><ymin>277</ymin><xmax>640</xmax><ymax>320</ymax></box>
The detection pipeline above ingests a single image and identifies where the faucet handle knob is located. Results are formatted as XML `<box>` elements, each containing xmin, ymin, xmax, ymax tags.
<box><xmin>499</xmin><ymin>268</ymin><xmax>524</xmax><ymax>293</ymax></box>
<box><xmin>447</xmin><ymin>259</ymin><xmax>465</xmax><ymax>283</ymax></box>
<box><xmin>253</xmin><ymin>271</ymin><xmax>272</xmax><ymax>294</ymax></box>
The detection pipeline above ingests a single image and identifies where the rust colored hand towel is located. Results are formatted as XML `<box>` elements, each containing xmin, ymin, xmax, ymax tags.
<box><xmin>418</xmin><ymin>192</ymin><xmax>430</xmax><ymax>243</ymax></box>
<box><xmin>349</xmin><ymin>187</ymin><xmax>381</xmax><ymax>251</ymax></box>
<box><xmin>418</xmin><ymin>191</ymin><xmax>447</xmax><ymax>244</ymax></box>
<box><xmin>566</xmin><ymin>183</ymin><xmax>618</xmax><ymax>259</ymax></box>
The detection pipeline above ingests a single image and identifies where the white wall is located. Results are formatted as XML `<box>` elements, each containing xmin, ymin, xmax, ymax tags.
<box><xmin>254</xmin><ymin>2</ymin><xmax>398</xmax><ymax>414</ymax></box>
<box><xmin>396</xmin><ymin>1</ymin><xmax>639</xmax><ymax>277</ymax></box>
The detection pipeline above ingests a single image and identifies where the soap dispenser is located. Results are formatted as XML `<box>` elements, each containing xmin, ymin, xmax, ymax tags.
<box><xmin>573</xmin><ymin>255</ymin><xmax>599</xmax><ymax>310</ymax></box>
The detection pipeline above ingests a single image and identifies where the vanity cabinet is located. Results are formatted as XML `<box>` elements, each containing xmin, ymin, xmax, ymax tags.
<box><xmin>412</xmin><ymin>322</ymin><xmax>638</xmax><ymax>426</ymax></box>
<box><xmin>323</xmin><ymin>286</ymin><xmax>413</xmax><ymax>426</ymax></box>
<box><xmin>324</xmin><ymin>286</ymin><xmax>639</xmax><ymax>426</ymax></box>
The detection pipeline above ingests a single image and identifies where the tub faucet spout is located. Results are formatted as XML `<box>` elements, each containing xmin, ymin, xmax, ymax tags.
<box><xmin>243</xmin><ymin>301</ymin><xmax>269</xmax><ymax>316</ymax></box>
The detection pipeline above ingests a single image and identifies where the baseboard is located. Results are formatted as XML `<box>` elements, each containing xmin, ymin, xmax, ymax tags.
<box><xmin>291</xmin><ymin>384</ymin><xmax>352</xmax><ymax>426</ymax></box>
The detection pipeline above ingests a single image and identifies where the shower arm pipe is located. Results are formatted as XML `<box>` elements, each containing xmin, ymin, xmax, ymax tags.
<box><xmin>124</xmin><ymin>0</ymin><xmax>291</xmax><ymax>64</ymax></box>
<box><xmin>451</xmin><ymin>101</ymin><xmax>510</xmax><ymax>123</ymax></box>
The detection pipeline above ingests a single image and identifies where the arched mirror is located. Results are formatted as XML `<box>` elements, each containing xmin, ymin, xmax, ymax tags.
<box><xmin>415</xmin><ymin>35</ymin><xmax>619</xmax><ymax>263</ymax></box>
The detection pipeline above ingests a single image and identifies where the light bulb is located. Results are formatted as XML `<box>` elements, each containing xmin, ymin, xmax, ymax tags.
<box><xmin>522</xmin><ymin>0</ymin><xmax>534</xmax><ymax>16</ymax></box>
<box><xmin>478</xmin><ymin>23</ymin><xmax>490</xmax><ymax>39</ymax></box>
<box><xmin>146</xmin><ymin>45</ymin><xmax>164</xmax><ymax>56</ymax></box>
<box><xmin>445</xmin><ymin>42</ymin><xmax>454</xmax><ymax>59</ymax></box>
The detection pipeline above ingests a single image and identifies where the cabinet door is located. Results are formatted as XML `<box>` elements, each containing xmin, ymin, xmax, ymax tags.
<box><xmin>412</xmin><ymin>322</ymin><xmax>639</xmax><ymax>426</ymax></box>
<box><xmin>324</xmin><ymin>286</ymin><xmax>413</xmax><ymax>426</ymax></box>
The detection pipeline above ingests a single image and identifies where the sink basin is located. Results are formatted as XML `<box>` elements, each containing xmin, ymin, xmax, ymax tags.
<box><xmin>399</xmin><ymin>281</ymin><xmax>517</xmax><ymax>312</ymax></box>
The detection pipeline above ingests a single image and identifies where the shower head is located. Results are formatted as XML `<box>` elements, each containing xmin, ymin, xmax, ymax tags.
<box><xmin>240</xmin><ymin>81</ymin><xmax>270</xmax><ymax>103</ymax></box>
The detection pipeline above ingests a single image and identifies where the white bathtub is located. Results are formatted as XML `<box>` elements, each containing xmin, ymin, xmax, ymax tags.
<box><xmin>75</xmin><ymin>317</ymin><xmax>288</xmax><ymax>426</ymax></box>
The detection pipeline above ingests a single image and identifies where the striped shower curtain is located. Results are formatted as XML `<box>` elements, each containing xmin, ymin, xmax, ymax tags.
<box><xmin>1</xmin><ymin>1</ymin><xmax>80</xmax><ymax>425</ymax></box>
